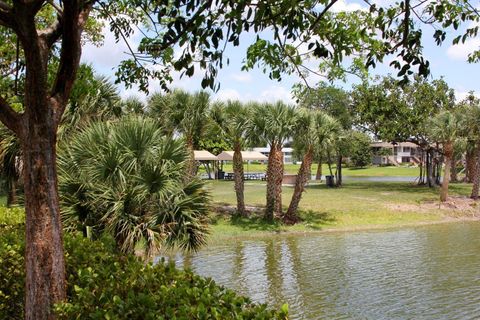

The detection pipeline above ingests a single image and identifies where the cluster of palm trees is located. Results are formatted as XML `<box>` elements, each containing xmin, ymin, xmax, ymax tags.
<box><xmin>427</xmin><ymin>95</ymin><xmax>480</xmax><ymax>202</ymax></box>
<box><xmin>210</xmin><ymin>100</ymin><xmax>341</xmax><ymax>224</ymax></box>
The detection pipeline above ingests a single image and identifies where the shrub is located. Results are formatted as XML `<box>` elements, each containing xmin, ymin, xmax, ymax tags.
<box><xmin>0</xmin><ymin>209</ymin><xmax>287</xmax><ymax>320</ymax></box>
<box><xmin>58</xmin><ymin>117</ymin><xmax>210</xmax><ymax>255</ymax></box>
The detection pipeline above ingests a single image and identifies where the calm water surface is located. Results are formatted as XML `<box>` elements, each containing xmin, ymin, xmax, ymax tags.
<box><xmin>170</xmin><ymin>222</ymin><xmax>480</xmax><ymax>319</ymax></box>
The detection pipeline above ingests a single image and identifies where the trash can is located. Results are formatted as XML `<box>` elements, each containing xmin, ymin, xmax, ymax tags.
<box><xmin>218</xmin><ymin>170</ymin><xmax>225</xmax><ymax>180</ymax></box>
<box><xmin>325</xmin><ymin>175</ymin><xmax>334</xmax><ymax>187</ymax></box>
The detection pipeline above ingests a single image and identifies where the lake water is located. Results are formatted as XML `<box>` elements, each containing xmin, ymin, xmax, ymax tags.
<box><xmin>170</xmin><ymin>222</ymin><xmax>480</xmax><ymax>319</ymax></box>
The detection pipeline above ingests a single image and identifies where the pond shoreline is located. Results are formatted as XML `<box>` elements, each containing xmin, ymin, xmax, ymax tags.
<box><xmin>209</xmin><ymin>213</ymin><xmax>480</xmax><ymax>242</ymax></box>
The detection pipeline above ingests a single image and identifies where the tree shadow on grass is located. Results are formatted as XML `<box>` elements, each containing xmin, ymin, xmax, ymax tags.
<box><xmin>306</xmin><ymin>181</ymin><xmax>439</xmax><ymax>195</ymax></box>
<box><xmin>229</xmin><ymin>214</ymin><xmax>284</xmax><ymax>232</ymax></box>
<box><xmin>299</xmin><ymin>210</ymin><xmax>336</xmax><ymax>230</ymax></box>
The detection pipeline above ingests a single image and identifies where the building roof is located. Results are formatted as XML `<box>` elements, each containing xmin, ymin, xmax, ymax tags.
<box><xmin>194</xmin><ymin>150</ymin><xmax>218</xmax><ymax>161</ymax></box>
<box><xmin>217</xmin><ymin>151</ymin><xmax>268</xmax><ymax>161</ymax></box>
<box><xmin>371</xmin><ymin>141</ymin><xmax>418</xmax><ymax>148</ymax></box>
<box><xmin>252</xmin><ymin>147</ymin><xmax>293</xmax><ymax>153</ymax></box>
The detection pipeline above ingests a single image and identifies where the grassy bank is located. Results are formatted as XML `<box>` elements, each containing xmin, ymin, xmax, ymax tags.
<box><xmin>215</xmin><ymin>163</ymin><xmax>420</xmax><ymax>176</ymax></box>
<box><xmin>207</xmin><ymin>180</ymin><xmax>476</xmax><ymax>240</ymax></box>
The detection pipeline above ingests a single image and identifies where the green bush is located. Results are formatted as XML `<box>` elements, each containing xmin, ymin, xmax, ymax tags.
<box><xmin>0</xmin><ymin>209</ymin><xmax>287</xmax><ymax>319</ymax></box>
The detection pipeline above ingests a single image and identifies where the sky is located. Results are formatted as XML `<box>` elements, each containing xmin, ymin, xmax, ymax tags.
<box><xmin>81</xmin><ymin>0</ymin><xmax>480</xmax><ymax>104</ymax></box>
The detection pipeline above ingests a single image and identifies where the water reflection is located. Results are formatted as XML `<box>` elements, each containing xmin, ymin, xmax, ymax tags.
<box><xmin>169</xmin><ymin>222</ymin><xmax>480</xmax><ymax>319</ymax></box>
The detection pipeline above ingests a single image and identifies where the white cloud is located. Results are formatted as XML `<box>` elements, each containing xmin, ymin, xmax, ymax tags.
<box><xmin>81</xmin><ymin>24</ymin><xmax>141</xmax><ymax>70</ymax></box>
<box><xmin>454</xmin><ymin>89</ymin><xmax>478</xmax><ymax>102</ymax></box>
<box><xmin>230</xmin><ymin>72</ymin><xmax>252</xmax><ymax>83</ymax></box>
<box><xmin>215</xmin><ymin>88</ymin><xmax>242</xmax><ymax>101</ymax></box>
<box><xmin>446</xmin><ymin>38</ymin><xmax>480</xmax><ymax>61</ymax></box>
<box><xmin>259</xmin><ymin>85</ymin><xmax>295</xmax><ymax>104</ymax></box>
<box><xmin>331</xmin><ymin>0</ymin><xmax>366</xmax><ymax>12</ymax></box>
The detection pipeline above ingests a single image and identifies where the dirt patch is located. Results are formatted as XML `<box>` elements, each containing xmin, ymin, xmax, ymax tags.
<box><xmin>385</xmin><ymin>196</ymin><xmax>480</xmax><ymax>217</ymax></box>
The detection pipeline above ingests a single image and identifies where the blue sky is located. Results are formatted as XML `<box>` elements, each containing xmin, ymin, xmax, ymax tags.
<box><xmin>81</xmin><ymin>0</ymin><xmax>480</xmax><ymax>103</ymax></box>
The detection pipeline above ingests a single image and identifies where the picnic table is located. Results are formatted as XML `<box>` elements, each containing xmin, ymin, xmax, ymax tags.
<box><xmin>223</xmin><ymin>172</ymin><xmax>266</xmax><ymax>180</ymax></box>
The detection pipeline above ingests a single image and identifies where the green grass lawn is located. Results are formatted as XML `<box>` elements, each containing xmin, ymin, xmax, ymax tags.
<box><xmin>214</xmin><ymin>163</ymin><xmax>420</xmax><ymax>176</ymax></box>
<box><xmin>206</xmin><ymin>180</ymin><xmax>475</xmax><ymax>240</ymax></box>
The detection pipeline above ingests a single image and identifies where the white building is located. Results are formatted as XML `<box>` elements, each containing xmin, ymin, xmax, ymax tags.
<box><xmin>252</xmin><ymin>147</ymin><xmax>295</xmax><ymax>164</ymax></box>
<box><xmin>371</xmin><ymin>142</ymin><xmax>421</xmax><ymax>165</ymax></box>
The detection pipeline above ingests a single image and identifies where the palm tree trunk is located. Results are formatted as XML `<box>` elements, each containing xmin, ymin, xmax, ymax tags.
<box><xmin>6</xmin><ymin>179</ymin><xmax>17</xmax><ymax>207</ymax></box>
<box><xmin>233</xmin><ymin>143</ymin><xmax>246</xmax><ymax>216</ymax></box>
<box><xmin>440</xmin><ymin>142</ymin><xmax>453</xmax><ymax>202</ymax></box>
<box><xmin>315</xmin><ymin>157</ymin><xmax>322</xmax><ymax>180</ymax></box>
<box><xmin>450</xmin><ymin>153</ymin><xmax>458</xmax><ymax>183</ymax></box>
<box><xmin>466</xmin><ymin>143</ymin><xmax>477</xmax><ymax>183</ymax></box>
<box><xmin>471</xmin><ymin>141</ymin><xmax>480</xmax><ymax>200</ymax></box>
<box><xmin>265</xmin><ymin>144</ymin><xmax>276</xmax><ymax>220</ymax></box>
<box><xmin>185</xmin><ymin>137</ymin><xmax>196</xmax><ymax>181</ymax></box>
<box><xmin>273</xmin><ymin>144</ymin><xmax>284</xmax><ymax>217</ymax></box>
<box><xmin>285</xmin><ymin>147</ymin><xmax>313</xmax><ymax>224</ymax></box>
<box><xmin>336</xmin><ymin>155</ymin><xmax>342</xmax><ymax>187</ymax></box>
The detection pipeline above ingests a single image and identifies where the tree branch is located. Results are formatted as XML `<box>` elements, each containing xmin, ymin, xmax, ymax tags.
<box><xmin>0</xmin><ymin>2</ymin><xmax>14</xmax><ymax>29</ymax></box>
<box><xmin>50</xmin><ymin>1</ymin><xmax>93</xmax><ymax>125</ymax></box>
<box><xmin>0</xmin><ymin>96</ymin><xmax>23</xmax><ymax>136</ymax></box>
<box><xmin>310</xmin><ymin>0</ymin><xmax>338</xmax><ymax>31</ymax></box>
<box><xmin>38</xmin><ymin>19</ymin><xmax>63</xmax><ymax>48</ymax></box>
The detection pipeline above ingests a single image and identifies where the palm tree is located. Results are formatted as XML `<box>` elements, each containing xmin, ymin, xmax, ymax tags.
<box><xmin>211</xmin><ymin>101</ymin><xmax>250</xmax><ymax>216</ymax></box>
<box><xmin>58</xmin><ymin>117</ymin><xmax>210</xmax><ymax>255</ymax></box>
<box><xmin>284</xmin><ymin>110</ymin><xmax>338</xmax><ymax>223</ymax></box>
<box><xmin>428</xmin><ymin>111</ymin><xmax>460</xmax><ymax>202</ymax></box>
<box><xmin>59</xmin><ymin>75</ymin><xmax>123</xmax><ymax>139</ymax></box>
<box><xmin>459</xmin><ymin>99</ymin><xmax>480</xmax><ymax>199</ymax></box>
<box><xmin>249</xmin><ymin>102</ymin><xmax>298</xmax><ymax>220</ymax></box>
<box><xmin>148</xmin><ymin>89</ymin><xmax>210</xmax><ymax>180</ymax></box>
<box><xmin>0</xmin><ymin>125</ymin><xmax>21</xmax><ymax>206</ymax></box>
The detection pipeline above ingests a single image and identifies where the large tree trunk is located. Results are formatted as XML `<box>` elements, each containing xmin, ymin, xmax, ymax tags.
<box><xmin>233</xmin><ymin>143</ymin><xmax>246</xmax><ymax>216</ymax></box>
<box><xmin>23</xmin><ymin>102</ymin><xmax>66</xmax><ymax>320</ymax></box>
<box><xmin>440</xmin><ymin>142</ymin><xmax>453</xmax><ymax>202</ymax></box>
<box><xmin>0</xmin><ymin>3</ymin><xmax>91</xmax><ymax>319</ymax></box>
<box><xmin>471</xmin><ymin>141</ymin><xmax>480</xmax><ymax>200</ymax></box>
<box><xmin>285</xmin><ymin>147</ymin><xmax>313</xmax><ymax>224</ymax></box>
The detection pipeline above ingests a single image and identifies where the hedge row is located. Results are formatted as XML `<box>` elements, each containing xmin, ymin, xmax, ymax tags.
<box><xmin>0</xmin><ymin>207</ymin><xmax>288</xmax><ymax>319</ymax></box>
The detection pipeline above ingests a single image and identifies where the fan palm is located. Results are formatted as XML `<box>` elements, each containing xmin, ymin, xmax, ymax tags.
<box><xmin>248</xmin><ymin>102</ymin><xmax>298</xmax><ymax>220</ymax></box>
<box><xmin>459</xmin><ymin>98</ymin><xmax>480</xmax><ymax>199</ymax></box>
<box><xmin>0</xmin><ymin>125</ymin><xmax>21</xmax><ymax>206</ymax></box>
<box><xmin>211</xmin><ymin>100</ymin><xmax>250</xmax><ymax>216</ymax></box>
<box><xmin>428</xmin><ymin>111</ymin><xmax>460</xmax><ymax>202</ymax></box>
<box><xmin>59</xmin><ymin>75</ymin><xmax>123</xmax><ymax>139</ymax></box>
<box><xmin>148</xmin><ymin>89</ymin><xmax>210</xmax><ymax>180</ymax></box>
<box><xmin>284</xmin><ymin>110</ymin><xmax>339</xmax><ymax>223</ymax></box>
<box><xmin>58</xmin><ymin>117</ymin><xmax>210</xmax><ymax>255</ymax></box>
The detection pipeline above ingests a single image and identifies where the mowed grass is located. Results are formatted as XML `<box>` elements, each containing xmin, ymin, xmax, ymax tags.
<box><xmin>216</xmin><ymin>163</ymin><xmax>420</xmax><ymax>176</ymax></box>
<box><xmin>206</xmin><ymin>180</ymin><xmax>474</xmax><ymax>240</ymax></box>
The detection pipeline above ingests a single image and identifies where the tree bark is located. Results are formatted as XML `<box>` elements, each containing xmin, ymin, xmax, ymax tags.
<box><xmin>466</xmin><ymin>143</ymin><xmax>477</xmax><ymax>183</ymax></box>
<box><xmin>233</xmin><ymin>142</ymin><xmax>246</xmax><ymax>216</ymax></box>
<box><xmin>471</xmin><ymin>141</ymin><xmax>480</xmax><ymax>200</ymax></box>
<box><xmin>315</xmin><ymin>157</ymin><xmax>322</xmax><ymax>180</ymax></box>
<box><xmin>450</xmin><ymin>153</ymin><xmax>458</xmax><ymax>183</ymax></box>
<box><xmin>273</xmin><ymin>145</ymin><xmax>284</xmax><ymax>217</ymax></box>
<box><xmin>335</xmin><ymin>155</ymin><xmax>342</xmax><ymax>187</ymax></box>
<box><xmin>440</xmin><ymin>142</ymin><xmax>452</xmax><ymax>202</ymax></box>
<box><xmin>265</xmin><ymin>144</ymin><xmax>276</xmax><ymax>220</ymax></box>
<box><xmin>6</xmin><ymin>179</ymin><xmax>17</xmax><ymax>207</ymax></box>
<box><xmin>185</xmin><ymin>137</ymin><xmax>196</xmax><ymax>181</ymax></box>
<box><xmin>285</xmin><ymin>147</ymin><xmax>313</xmax><ymax>224</ymax></box>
